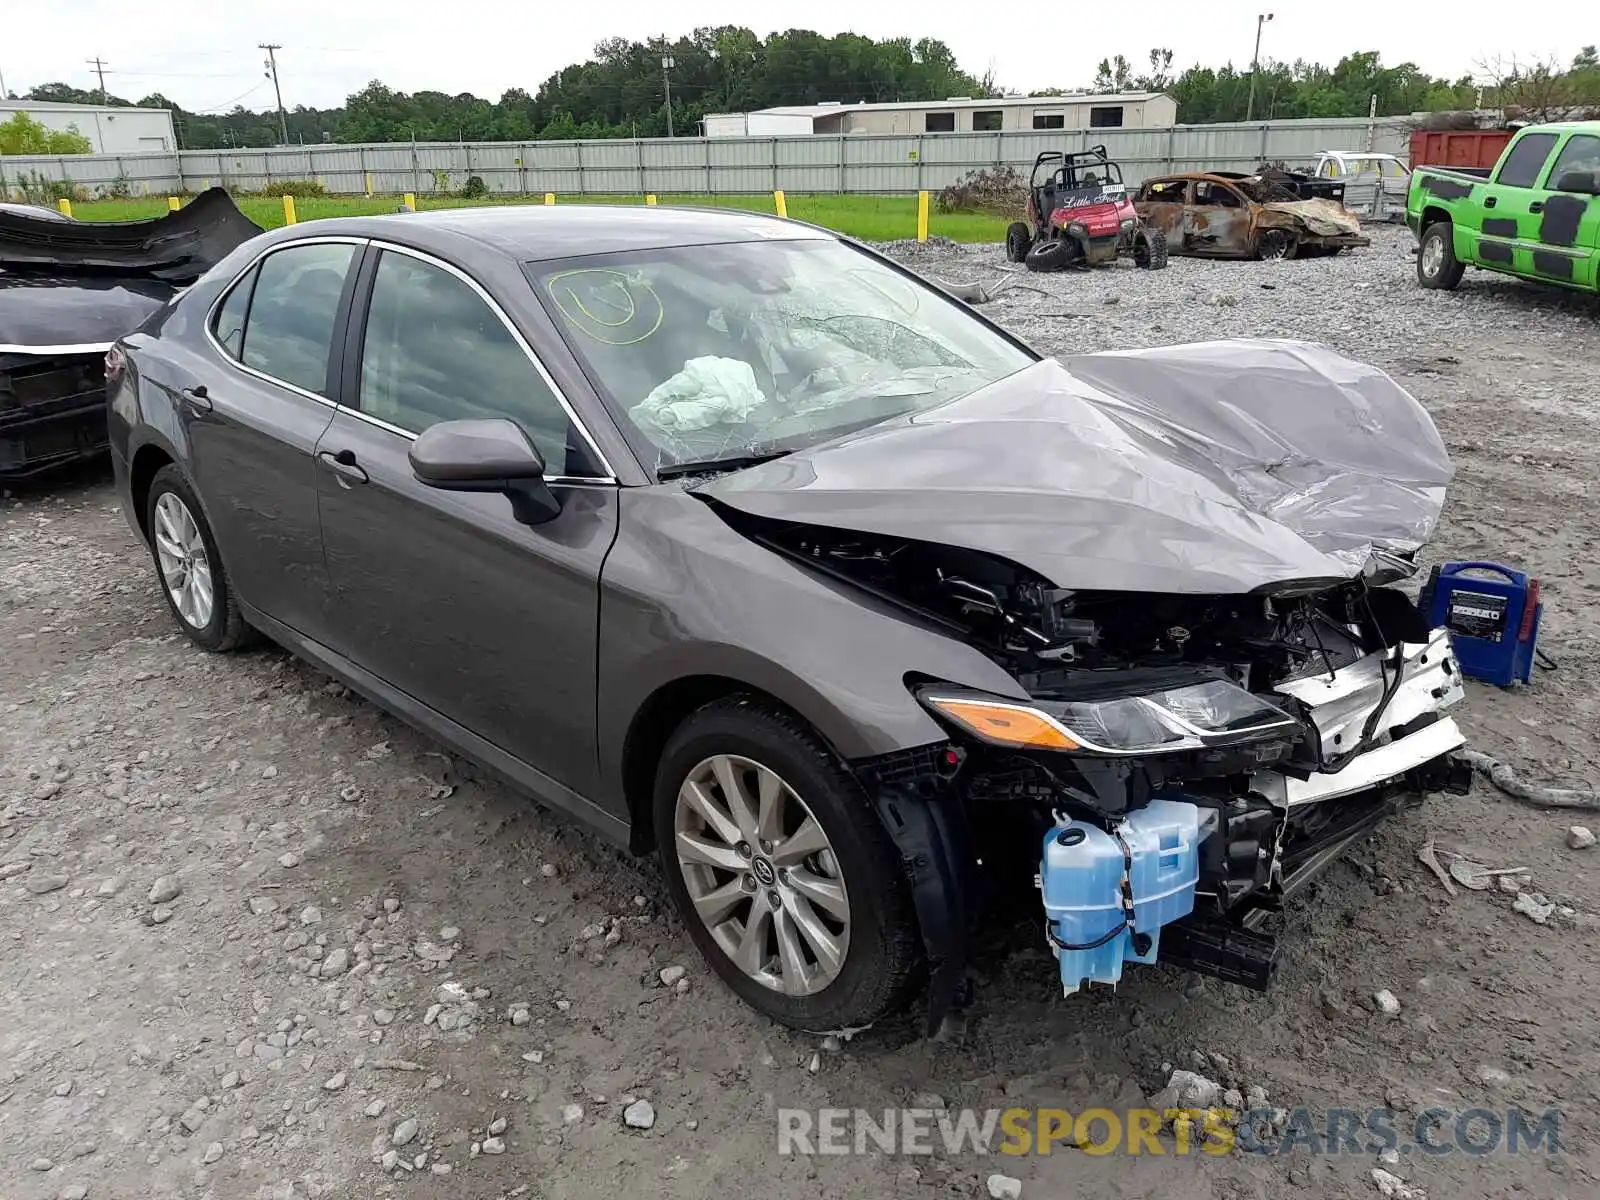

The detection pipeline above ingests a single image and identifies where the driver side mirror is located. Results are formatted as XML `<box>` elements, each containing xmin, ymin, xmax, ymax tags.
<box><xmin>409</xmin><ymin>418</ymin><xmax>560</xmax><ymax>525</ymax></box>
<box><xmin>1554</xmin><ymin>169</ymin><xmax>1600</xmax><ymax>196</ymax></box>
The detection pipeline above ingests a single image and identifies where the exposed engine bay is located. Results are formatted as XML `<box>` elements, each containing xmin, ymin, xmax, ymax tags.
<box><xmin>694</xmin><ymin>337</ymin><xmax>1467</xmax><ymax>1023</ymax></box>
<box><xmin>734</xmin><ymin>511</ymin><xmax>1471</xmax><ymax>1010</ymax></box>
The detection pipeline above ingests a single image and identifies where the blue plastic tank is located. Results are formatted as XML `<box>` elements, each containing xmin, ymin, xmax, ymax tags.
<box><xmin>1040</xmin><ymin>798</ymin><xmax>1208</xmax><ymax>995</ymax></box>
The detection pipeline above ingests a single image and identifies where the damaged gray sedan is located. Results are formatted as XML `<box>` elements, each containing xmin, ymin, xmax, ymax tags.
<box><xmin>108</xmin><ymin>205</ymin><xmax>1468</xmax><ymax>1032</ymax></box>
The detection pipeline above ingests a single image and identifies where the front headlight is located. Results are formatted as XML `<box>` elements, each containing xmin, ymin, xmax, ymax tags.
<box><xmin>919</xmin><ymin>678</ymin><xmax>1302</xmax><ymax>756</ymax></box>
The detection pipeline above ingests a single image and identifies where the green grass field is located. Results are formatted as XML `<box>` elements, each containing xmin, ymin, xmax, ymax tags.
<box><xmin>66</xmin><ymin>192</ymin><xmax>1009</xmax><ymax>243</ymax></box>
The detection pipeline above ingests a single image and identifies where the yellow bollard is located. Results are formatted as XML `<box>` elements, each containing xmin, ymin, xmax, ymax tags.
<box><xmin>645</xmin><ymin>194</ymin><xmax>657</xmax><ymax>206</ymax></box>
<box><xmin>403</xmin><ymin>192</ymin><xmax>416</xmax><ymax>210</ymax></box>
<box><xmin>282</xmin><ymin>195</ymin><xmax>298</xmax><ymax>225</ymax></box>
<box><xmin>917</xmin><ymin>190</ymin><xmax>929</xmax><ymax>242</ymax></box>
<box><xmin>201</xmin><ymin>178</ymin><xmax>209</xmax><ymax>191</ymax></box>
<box><xmin>773</xmin><ymin>189</ymin><xmax>788</xmax><ymax>219</ymax></box>
<box><xmin>365</xmin><ymin>172</ymin><xmax>374</xmax><ymax>197</ymax></box>
<box><xmin>544</xmin><ymin>192</ymin><xmax>555</xmax><ymax>206</ymax></box>
<box><xmin>57</xmin><ymin>198</ymin><xmax>73</xmax><ymax>217</ymax></box>
<box><xmin>167</xmin><ymin>196</ymin><xmax>181</xmax><ymax>211</ymax></box>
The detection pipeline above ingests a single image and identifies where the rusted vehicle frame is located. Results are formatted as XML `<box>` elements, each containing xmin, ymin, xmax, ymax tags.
<box><xmin>1133</xmin><ymin>173</ymin><xmax>1371</xmax><ymax>261</ymax></box>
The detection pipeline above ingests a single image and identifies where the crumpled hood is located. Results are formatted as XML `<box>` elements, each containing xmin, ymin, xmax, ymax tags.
<box><xmin>1263</xmin><ymin>198</ymin><xmax>1363</xmax><ymax>237</ymax></box>
<box><xmin>702</xmin><ymin>339</ymin><xmax>1451</xmax><ymax>595</ymax></box>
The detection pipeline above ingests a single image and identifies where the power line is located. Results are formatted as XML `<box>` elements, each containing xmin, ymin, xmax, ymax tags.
<box><xmin>87</xmin><ymin>56</ymin><xmax>109</xmax><ymax>104</ymax></box>
<box><xmin>193</xmin><ymin>80</ymin><xmax>270</xmax><ymax>114</ymax></box>
<box><xmin>259</xmin><ymin>43</ymin><xmax>288</xmax><ymax>144</ymax></box>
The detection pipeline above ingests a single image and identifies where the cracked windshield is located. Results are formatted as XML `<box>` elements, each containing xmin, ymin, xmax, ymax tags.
<box><xmin>532</xmin><ymin>238</ymin><xmax>1033</xmax><ymax>472</ymax></box>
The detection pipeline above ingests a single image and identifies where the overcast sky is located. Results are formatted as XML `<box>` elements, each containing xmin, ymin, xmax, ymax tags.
<box><xmin>6</xmin><ymin>1</ymin><xmax>1593</xmax><ymax>112</ymax></box>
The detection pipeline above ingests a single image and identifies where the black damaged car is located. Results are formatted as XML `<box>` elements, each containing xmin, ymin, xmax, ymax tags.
<box><xmin>0</xmin><ymin>191</ymin><xmax>257</xmax><ymax>480</ymax></box>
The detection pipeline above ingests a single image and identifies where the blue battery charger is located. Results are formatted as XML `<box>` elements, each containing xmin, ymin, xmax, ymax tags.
<box><xmin>1420</xmin><ymin>561</ymin><xmax>1542</xmax><ymax>687</ymax></box>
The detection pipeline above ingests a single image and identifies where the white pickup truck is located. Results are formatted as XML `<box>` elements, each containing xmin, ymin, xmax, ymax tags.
<box><xmin>1311</xmin><ymin>151</ymin><xmax>1412</xmax><ymax>221</ymax></box>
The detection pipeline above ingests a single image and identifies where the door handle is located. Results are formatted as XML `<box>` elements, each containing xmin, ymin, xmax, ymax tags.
<box><xmin>1484</xmin><ymin>196</ymin><xmax>1497</xmax><ymax>208</ymax></box>
<box><xmin>180</xmin><ymin>384</ymin><xmax>212</xmax><ymax>413</ymax></box>
<box><xmin>1529</xmin><ymin>200</ymin><xmax>1544</xmax><ymax>213</ymax></box>
<box><xmin>317</xmin><ymin>448</ymin><xmax>369</xmax><ymax>485</ymax></box>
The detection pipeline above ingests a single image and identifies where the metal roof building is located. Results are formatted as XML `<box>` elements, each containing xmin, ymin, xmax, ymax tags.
<box><xmin>0</xmin><ymin>100</ymin><xmax>176</xmax><ymax>154</ymax></box>
<box><xmin>705</xmin><ymin>93</ymin><xmax>1177</xmax><ymax>137</ymax></box>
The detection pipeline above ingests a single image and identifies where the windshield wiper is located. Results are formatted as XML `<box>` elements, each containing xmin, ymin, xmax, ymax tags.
<box><xmin>656</xmin><ymin>449</ymin><xmax>793</xmax><ymax>480</ymax></box>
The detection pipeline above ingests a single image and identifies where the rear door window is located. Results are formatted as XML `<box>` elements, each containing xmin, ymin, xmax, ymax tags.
<box><xmin>239</xmin><ymin>243</ymin><xmax>358</xmax><ymax>396</ymax></box>
<box><xmin>1496</xmin><ymin>133</ymin><xmax>1559</xmax><ymax>188</ymax></box>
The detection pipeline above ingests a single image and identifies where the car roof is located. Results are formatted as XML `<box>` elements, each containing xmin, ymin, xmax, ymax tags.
<box><xmin>277</xmin><ymin>203</ymin><xmax>834</xmax><ymax>262</ymax></box>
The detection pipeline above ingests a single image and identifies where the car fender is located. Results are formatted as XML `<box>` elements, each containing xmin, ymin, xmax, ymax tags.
<box><xmin>595</xmin><ymin>488</ymin><xmax>1028</xmax><ymax>815</ymax></box>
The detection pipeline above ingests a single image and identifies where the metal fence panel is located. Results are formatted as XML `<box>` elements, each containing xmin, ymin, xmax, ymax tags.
<box><xmin>2</xmin><ymin>116</ymin><xmax>1420</xmax><ymax>201</ymax></box>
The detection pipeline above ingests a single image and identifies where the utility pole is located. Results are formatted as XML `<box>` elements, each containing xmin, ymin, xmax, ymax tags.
<box><xmin>1245</xmin><ymin>13</ymin><xmax>1273</xmax><ymax>122</ymax></box>
<box><xmin>259</xmin><ymin>43</ymin><xmax>288</xmax><ymax>145</ymax></box>
<box><xmin>661</xmin><ymin>54</ymin><xmax>675</xmax><ymax>138</ymax></box>
<box><xmin>87</xmin><ymin>57</ymin><xmax>109</xmax><ymax>104</ymax></box>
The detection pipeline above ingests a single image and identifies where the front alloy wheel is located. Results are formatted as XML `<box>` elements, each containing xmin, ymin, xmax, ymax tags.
<box><xmin>653</xmin><ymin>698</ymin><xmax>921</xmax><ymax>1030</ymax></box>
<box><xmin>674</xmin><ymin>754</ymin><xmax>850</xmax><ymax>995</ymax></box>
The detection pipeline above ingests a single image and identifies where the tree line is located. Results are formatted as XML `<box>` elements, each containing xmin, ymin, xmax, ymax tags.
<box><xmin>8</xmin><ymin>32</ymin><xmax>1599</xmax><ymax>153</ymax></box>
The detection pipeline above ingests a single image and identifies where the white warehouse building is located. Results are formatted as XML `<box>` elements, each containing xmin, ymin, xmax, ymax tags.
<box><xmin>705</xmin><ymin>92</ymin><xmax>1177</xmax><ymax>137</ymax></box>
<box><xmin>0</xmin><ymin>100</ymin><xmax>176</xmax><ymax>154</ymax></box>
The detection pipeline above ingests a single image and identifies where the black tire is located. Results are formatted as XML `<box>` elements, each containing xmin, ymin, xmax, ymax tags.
<box><xmin>652</xmin><ymin>697</ymin><xmax>921</xmax><ymax>1031</ymax></box>
<box><xmin>1134</xmin><ymin>226</ymin><xmax>1169</xmax><ymax>269</ymax></box>
<box><xmin>144</xmin><ymin>464</ymin><xmax>251</xmax><ymax>652</ymax></box>
<box><xmin>1004</xmin><ymin>221</ymin><xmax>1032</xmax><ymax>263</ymax></box>
<box><xmin>1256</xmin><ymin>228</ymin><xmax>1296</xmax><ymax>261</ymax></box>
<box><xmin>1417</xmin><ymin>221</ymin><xmax>1464</xmax><ymax>290</ymax></box>
<box><xmin>1025</xmin><ymin>239</ymin><xmax>1067</xmax><ymax>272</ymax></box>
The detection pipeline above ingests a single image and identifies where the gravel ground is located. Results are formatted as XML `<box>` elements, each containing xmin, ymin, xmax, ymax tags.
<box><xmin>4</xmin><ymin>225</ymin><xmax>1600</xmax><ymax>1200</ymax></box>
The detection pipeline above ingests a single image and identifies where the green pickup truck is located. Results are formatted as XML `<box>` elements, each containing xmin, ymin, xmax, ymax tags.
<box><xmin>1407</xmin><ymin>121</ymin><xmax>1600</xmax><ymax>292</ymax></box>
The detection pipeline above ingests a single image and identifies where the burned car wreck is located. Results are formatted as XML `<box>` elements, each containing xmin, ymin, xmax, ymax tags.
<box><xmin>0</xmin><ymin>190</ymin><xmax>258</xmax><ymax>480</ymax></box>
<box><xmin>1134</xmin><ymin>171</ymin><xmax>1370</xmax><ymax>260</ymax></box>
<box><xmin>698</xmin><ymin>338</ymin><xmax>1466</xmax><ymax>1024</ymax></box>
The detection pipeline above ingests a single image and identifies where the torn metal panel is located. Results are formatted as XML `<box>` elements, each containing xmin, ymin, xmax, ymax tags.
<box><xmin>701</xmin><ymin>339</ymin><xmax>1451</xmax><ymax>595</ymax></box>
<box><xmin>0</xmin><ymin>188</ymin><xmax>261</xmax><ymax>281</ymax></box>
<box><xmin>1261</xmin><ymin>198</ymin><xmax>1363</xmax><ymax>239</ymax></box>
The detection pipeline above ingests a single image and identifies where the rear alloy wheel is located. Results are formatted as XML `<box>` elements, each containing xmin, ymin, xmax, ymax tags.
<box><xmin>1417</xmin><ymin>221</ymin><xmax>1464</xmax><ymax>290</ymax></box>
<box><xmin>653</xmin><ymin>698</ymin><xmax>920</xmax><ymax>1030</ymax></box>
<box><xmin>144</xmin><ymin>464</ymin><xmax>250</xmax><ymax>652</ymax></box>
<box><xmin>1005</xmin><ymin>221</ymin><xmax>1033</xmax><ymax>263</ymax></box>
<box><xmin>1257</xmin><ymin>229</ymin><xmax>1296</xmax><ymax>260</ymax></box>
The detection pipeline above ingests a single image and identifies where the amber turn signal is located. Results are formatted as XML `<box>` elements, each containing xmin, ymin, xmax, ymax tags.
<box><xmin>924</xmin><ymin>697</ymin><xmax>1081</xmax><ymax>751</ymax></box>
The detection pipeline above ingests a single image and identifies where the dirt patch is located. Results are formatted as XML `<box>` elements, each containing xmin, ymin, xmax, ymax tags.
<box><xmin>2</xmin><ymin>228</ymin><xmax>1598</xmax><ymax>1199</ymax></box>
